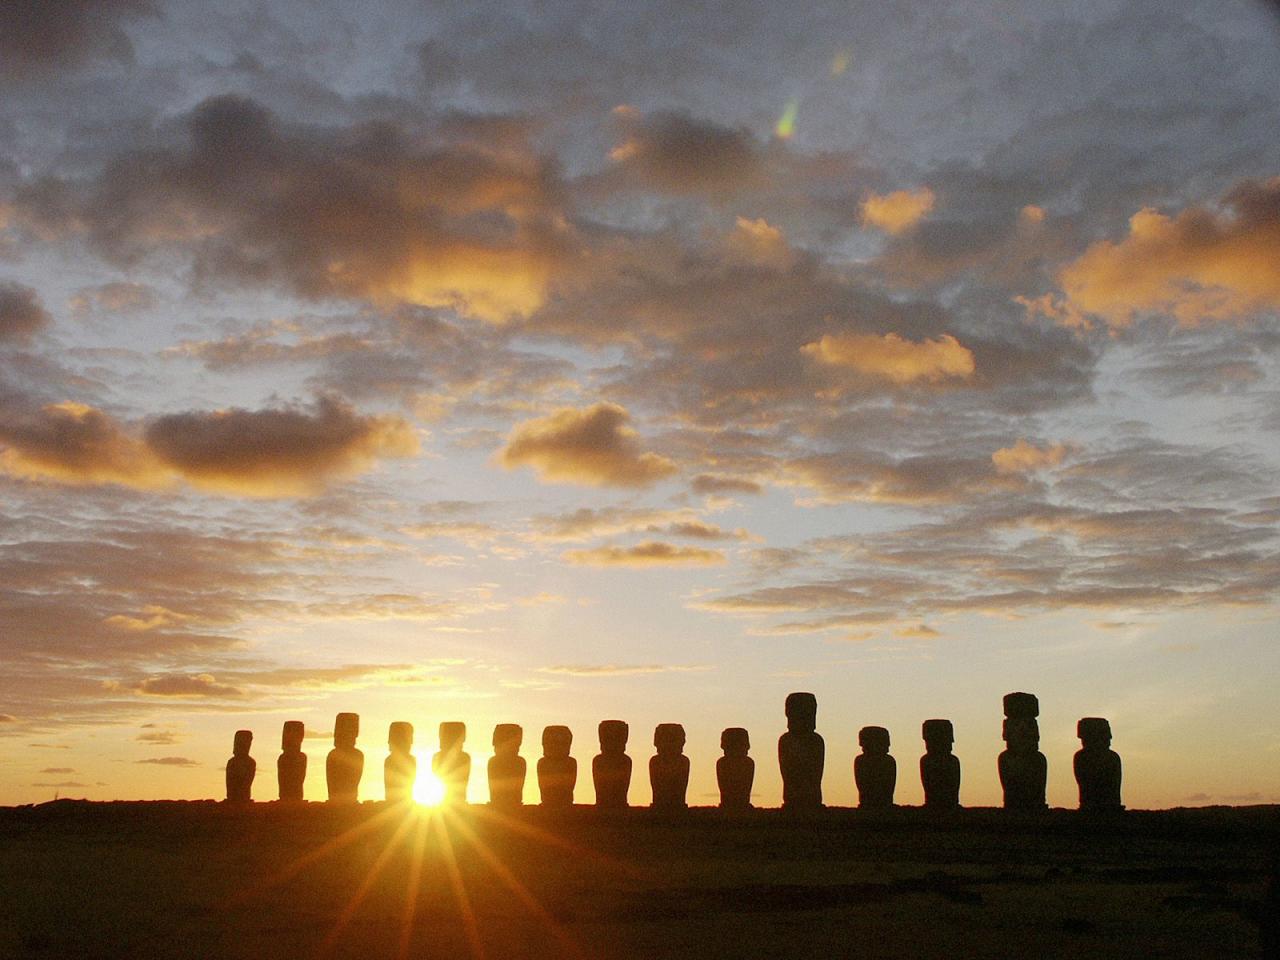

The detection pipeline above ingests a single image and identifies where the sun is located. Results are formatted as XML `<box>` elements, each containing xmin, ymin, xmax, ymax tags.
<box><xmin>413</xmin><ymin>770</ymin><xmax>446</xmax><ymax>806</ymax></box>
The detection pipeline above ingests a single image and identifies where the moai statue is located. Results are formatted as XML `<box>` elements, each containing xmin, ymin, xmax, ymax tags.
<box><xmin>326</xmin><ymin>712</ymin><xmax>364</xmax><ymax>804</ymax></box>
<box><xmin>919</xmin><ymin>719</ymin><xmax>960</xmax><ymax>809</ymax></box>
<box><xmin>1074</xmin><ymin>717</ymin><xmax>1123</xmax><ymax>812</ymax></box>
<box><xmin>717</xmin><ymin>727</ymin><xmax>754</xmax><ymax>810</ymax></box>
<box><xmin>225</xmin><ymin>729</ymin><xmax>256</xmax><ymax>803</ymax></box>
<box><xmin>649</xmin><ymin>723</ymin><xmax>690</xmax><ymax>811</ymax></box>
<box><xmin>433</xmin><ymin>721</ymin><xmax>471</xmax><ymax>805</ymax></box>
<box><xmin>854</xmin><ymin>726</ymin><xmax>896</xmax><ymax>808</ymax></box>
<box><xmin>778</xmin><ymin>692</ymin><xmax>824</xmax><ymax>811</ymax></box>
<box><xmin>537</xmin><ymin>725</ymin><xmax>576</xmax><ymax>808</ymax></box>
<box><xmin>488</xmin><ymin>723</ymin><xmax>526</xmax><ymax>808</ymax></box>
<box><xmin>384</xmin><ymin>721</ymin><xmax>417</xmax><ymax>804</ymax></box>
<box><xmin>593</xmin><ymin>720</ymin><xmax>632</xmax><ymax>810</ymax></box>
<box><xmin>278</xmin><ymin>721</ymin><xmax>307</xmax><ymax>802</ymax></box>
<box><xmin>999</xmin><ymin>692</ymin><xmax>1047</xmax><ymax>811</ymax></box>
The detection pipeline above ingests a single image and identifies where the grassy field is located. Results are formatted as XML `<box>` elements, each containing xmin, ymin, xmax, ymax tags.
<box><xmin>1</xmin><ymin>801</ymin><xmax>1275</xmax><ymax>959</ymax></box>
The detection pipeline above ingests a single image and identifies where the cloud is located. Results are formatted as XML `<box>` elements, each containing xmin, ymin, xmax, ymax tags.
<box><xmin>0</xmin><ymin>0</ymin><xmax>155</xmax><ymax>80</ymax></box>
<box><xmin>861</xmin><ymin>188</ymin><xmax>935</xmax><ymax>234</ymax></box>
<box><xmin>136</xmin><ymin>729</ymin><xmax>181</xmax><ymax>744</ymax></box>
<box><xmin>562</xmin><ymin>540</ymin><xmax>725</xmax><ymax>567</ymax></box>
<box><xmin>802</xmin><ymin>332</ymin><xmax>975</xmax><ymax>384</ymax></box>
<box><xmin>498</xmin><ymin>402</ymin><xmax>677</xmax><ymax>487</ymax></box>
<box><xmin>1057</xmin><ymin>177</ymin><xmax>1280</xmax><ymax>327</ymax></box>
<box><xmin>0</xmin><ymin>282</ymin><xmax>52</xmax><ymax>343</ymax></box>
<box><xmin>538</xmin><ymin>663</ymin><xmax>711</xmax><ymax>676</ymax></box>
<box><xmin>690</xmin><ymin>474</ymin><xmax>763</xmax><ymax>496</ymax></box>
<box><xmin>40</xmin><ymin>768</ymin><xmax>75</xmax><ymax>774</ymax></box>
<box><xmin>69</xmin><ymin>281</ymin><xmax>156</xmax><ymax>315</ymax></box>
<box><xmin>0</xmin><ymin>714</ymin><xmax>16</xmax><ymax>723</ymax></box>
<box><xmin>606</xmin><ymin>108</ymin><xmax>762</xmax><ymax>193</ymax></box>
<box><xmin>992</xmin><ymin>439</ymin><xmax>1071</xmax><ymax>475</ymax></box>
<box><xmin>0</xmin><ymin>401</ymin><xmax>166</xmax><ymax>488</ymax></box>
<box><xmin>107</xmin><ymin>673</ymin><xmax>245</xmax><ymax>698</ymax></box>
<box><xmin>529</xmin><ymin>505</ymin><xmax>747</xmax><ymax>542</ymax></box>
<box><xmin>135</xmin><ymin>756</ymin><xmax>199</xmax><ymax>767</ymax></box>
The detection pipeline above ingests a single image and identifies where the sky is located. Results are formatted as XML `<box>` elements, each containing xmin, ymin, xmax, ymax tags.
<box><xmin>1</xmin><ymin>0</ymin><xmax>1279</xmax><ymax>809</ymax></box>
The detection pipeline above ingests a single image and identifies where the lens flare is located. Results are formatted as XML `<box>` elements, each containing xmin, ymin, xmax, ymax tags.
<box><xmin>775</xmin><ymin>99</ymin><xmax>799</xmax><ymax>140</ymax></box>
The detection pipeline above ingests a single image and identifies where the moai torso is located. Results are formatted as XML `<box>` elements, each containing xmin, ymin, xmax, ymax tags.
<box><xmin>999</xmin><ymin>693</ymin><xmax>1046</xmax><ymax>811</ymax></box>
<box><xmin>226</xmin><ymin>729</ymin><xmax>256</xmax><ymax>803</ymax></box>
<box><xmin>384</xmin><ymin>721</ymin><xmax>416</xmax><ymax>804</ymax></box>
<box><xmin>488</xmin><ymin>723</ymin><xmax>526</xmax><ymax>808</ymax></box>
<box><xmin>649</xmin><ymin>723</ymin><xmax>690</xmax><ymax>811</ymax></box>
<box><xmin>717</xmin><ymin>727</ymin><xmax>754</xmax><ymax>810</ymax></box>
<box><xmin>1074</xmin><ymin>717</ymin><xmax>1122</xmax><ymax>811</ymax></box>
<box><xmin>537</xmin><ymin>725</ymin><xmax>576</xmax><ymax>808</ymax></box>
<box><xmin>326</xmin><ymin>712</ymin><xmax>364</xmax><ymax>803</ymax></box>
<box><xmin>854</xmin><ymin>726</ymin><xmax>896</xmax><ymax>808</ymax></box>
<box><xmin>919</xmin><ymin>719</ymin><xmax>960</xmax><ymax>809</ymax></box>
<box><xmin>277</xmin><ymin>720</ymin><xmax>307</xmax><ymax>802</ymax></box>
<box><xmin>778</xmin><ymin>692</ymin><xmax>824</xmax><ymax>811</ymax></box>
<box><xmin>593</xmin><ymin>720</ymin><xmax>632</xmax><ymax>809</ymax></box>
<box><xmin>433</xmin><ymin>721</ymin><xmax>471</xmax><ymax>805</ymax></box>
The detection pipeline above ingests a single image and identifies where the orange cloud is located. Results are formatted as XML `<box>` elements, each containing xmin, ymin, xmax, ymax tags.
<box><xmin>992</xmin><ymin>439</ymin><xmax>1070</xmax><ymax>475</ymax></box>
<box><xmin>861</xmin><ymin>187</ymin><xmax>935</xmax><ymax>234</ymax></box>
<box><xmin>802</xmin><ymin>332</ymin><xmax>975</xmax><ymax>383</ymax></box>
<box><xmin>562</xmin><ymin>540</ymin><xmax>725</xmax><ymax>567</ymax></box>
<box><xmin>498</xmin><ymin>402</ymin><xmax>677</xmax><ymax>487</ymax></box>
<box><xmin>1057</xmin><ymin>176</ymin><xmax>1280</xmax><ymax>326</ymax></box>
<box><xmin>0</xmin><ymin>401</ymin><xmax>168</xmax><ymax>488</ymax></box>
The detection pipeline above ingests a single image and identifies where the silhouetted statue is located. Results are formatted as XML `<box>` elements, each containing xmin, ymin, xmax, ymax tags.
<box><xmin>277</xmin><ymin>720</ymin><xmax>307</xmax><ymax>802</ymax></box>
<box><xmin>433</xmin><ymin>721</ymin><xmax>470</xmax><ymax>805</ymax></box>
<box><xmin>537</xmin><ymin>725</ymin><xmax>576</xmax><ymax>808</ymax></box>
<box><xmin>778</xmin><ymin>692</ymin><xmax>824</xmax><ymax>811</ymax></box>
<box><xmin>999</xmin><ymin>692</ymin><xmax>1046</xmax><ymax>811</ymax></box>
<box><xmin>919</xmin><ymin>719</ymin><xmax>960</xmax><ymax>809</ymax></box>
<box><xmin>225</xmin><ymin>729</ymin><xmax>255</xmax><ymax>803</ymax></box>
<box><xmin>717</xmin><ymin>727</ymin><xmax>754</xmax><ymax>810</ymax></box>
<box><xmin>384</xmin><ymin>721</ymin><xmax>416</xmax><ymax>804</ymax></box>
<box><xmin>593</xmin><ymin>719</ymin><xmax>632</xmax><ymax>809</ymax></box>
<box><xmin>488</xmin><ymin>723</ymin><xmax>526</xmax><ymax>808</ymax></box>
<box><xmin>326</xmin><ymin>712</ymin><xmax>363</xmax><ymax>804</ymax></box>
<box><xmin>1074</xmin><ymin>717</ymin><xmax>1122</xmax><ymax>811</ymax></box>
<box><xmin>649</xmin><ymin>723</ymin><xmax>690</xmax><ymax>810</ymax></box>
<box><xmin>854</xmin><ymin>726</ymin><xmax>896</xmax><ymax>808</ymax></box>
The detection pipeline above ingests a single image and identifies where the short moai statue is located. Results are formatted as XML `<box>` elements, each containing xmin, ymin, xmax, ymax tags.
<box><xmin>593</xmin><ymin>720</ymin><xmax>632</xmax><ymax>809</ymax></box>
<box><xmin>855</xmin><ymin>726</ymin><xmax>896</xmax><ymax>808</ymax></box>
<box><xmin>488</xmin><ymin>723</ymin><xmax>526</xmax><ymax>808</ymax></box>
<box><xmin>1074</xmin><ymin>717</ymin><xmax>1123</xmax><ymax>812</ymax></box>
<box><xmin>433</xmin><ymin>722</ymin><xmax>471</xmax><ymax>805</ymax></box>
<box><xmin>537</xmin><ymin>725</ymin><xmax>576</xmax><ymax>808</ymax></box>
<box><xmin>384</xmin><ymin>721</ymin><xmax>417</xmax><ymax>804</ymax></box>
<box><xmin>778</xmin><ymin>692</ymin><xmax>824</xmax><ymax>811</ymax></box>
<box><xmin>226</xmin><ymin>729</ymin><xmax>256</xmax><ymax>803</ymax></box>
<box><xmin>278</xmin><ymin>720</ymin><xmax>307</xmax><ymax>802</ymax></box>
<box><xmin>717</xmin><ymin>727</ymin><xmax>754</xmax><ymax>810</ymax></box>
<box><xmin>327</xmin><ymin>712</ymin><xmax>364</xmax><ymax>804</ymax></box>
<box><xmin>999</xmin><ymin>692</ymin><xmax>1047</xmax><ymax>811</ymax></box>
<box><xmin>649</xmin><ymin>723</ymin><xmax>690</xmax><ymax>811</ymax></box>
<box><xmin>919</xmin><ymin>719</ymin><xmax>960</xmax><ymax>809</ymax></box>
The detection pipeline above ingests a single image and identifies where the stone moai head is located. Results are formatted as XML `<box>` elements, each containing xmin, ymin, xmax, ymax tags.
<box><xmin>233</xmin><ymin>729</ymin><xmax>253</xmax><ymax>757</ymax></box>
<box><xmin>493</xmin><ymin>723</ymin><xmax>523</xmax><ymax>756</ymax></box>
<box><xmin>721</xmin><ymin>727</ymin><xmax>750</xmax><ymax>757</ymax></box>
<box><xmin>334</xmin><ymin>712</ymin><xmax>359</xmax><ymax>750</ymax></box>
<box><xmin>922</xmin><ymin>719</ymin><xmax>953</xmax><ymax>753</ymax></box>
<box><xmin>858</xmin><ymin>726</ymin><xmax>890</xmax><ymax>756</ymax></box>
<box><xmin>654</xmin><ymin>723</ymin><xmax>686</xmax><ymax>755</ymax></box>
<box><xmin>1077</xmin><ymin>717</ymin><xmax>1111</xmax><ymax>750</ymax></box>
<box><xmin>542</xmin><ymin>725</ymin><xmax>572</xmax><ymax>758</ymax></box>
<box><xmin>598</xmin><ymin>719</ymin><xmax>629</xmax><ymax>754</ymax></box>
<box><xmin>785</xmin><ymin>692</ymin><xmax>818</xmax><ymax>734</ymax></box>
<box><xmin>439</xmin><ymin>721</ymin><xmax>466</xmax><ymax>752</ymax></box>
<box><xmin>1003</xmin><ymin>692</ymin><xmax>1039</xmax><ymax>720</ymax></box>
<box><xmin>281</xmin><ymin>721</ymin><xmax>304</xmax><ymax>752</ymax></box>
<box><xmin>388</xmin><ymin>721</ymin><xmax>414</xmax><ymax>754</ymax></box>
<box><xmin>1003</xmin><ymin>716</ymin><xmax>1039</xmax><ymax>752</ymax></box>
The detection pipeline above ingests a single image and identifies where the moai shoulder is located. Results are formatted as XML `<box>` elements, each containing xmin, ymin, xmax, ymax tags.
<box><xmin>649</xmin><ymin>723</ymin><xmax>690</xmax><ymax>811</ymax></box>
<box><xmin>919</xmin><ymin>718</ymin><xmax>960</xmax><ymax>809</ymax></box>
<box><xmin>488</xmin><ymin>723</ymin><xmax>526</xmax><ymax>808</ymax></box>
<box><xmin>854</xmin><ymin>726</ymin><xmax>896</xmax><ymax>809</ymax></box>
<box><xmin>537</xmin><ymin>725</ymin><xmax>576</xmax><ymax>808</ymax></box>
<box><xmin>717</xmin><ymin>727</ymin><xmax>754</xmax><ymax>811</ymax></box>
<box><xmin>593</xmin><ymin>719</ymin><xmax>632</xmax><ymax>810</ymax></box>
<box><xmin>226</xmin><ymin>729</ymin><xmax>256</xmax><ymax>803</ymax></box>
<box><xmin>278</xmin><ymin>720</ymin><xmax>307</xmax><ymax>802</ymax></box>
<box><xmin>778</xmin><ymin>692</ymin><xmax>824</xmax><ymax>811</ymax></box>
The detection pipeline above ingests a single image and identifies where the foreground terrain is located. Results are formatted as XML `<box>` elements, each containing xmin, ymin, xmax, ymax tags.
<box><xmin>1</xmin><ymin>801</ymin><xmax>1275</xmax><ymax>959</ymax></box>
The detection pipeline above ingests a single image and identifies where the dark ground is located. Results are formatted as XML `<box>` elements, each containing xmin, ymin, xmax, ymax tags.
<box><xmin>1</xmin><ymin>801</ymin><xmax>1276</xmax><ymax>959</ymax></box>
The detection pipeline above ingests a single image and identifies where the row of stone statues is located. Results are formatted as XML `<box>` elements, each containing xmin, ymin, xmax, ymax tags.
<box><xmin>225</xmin><ymin>691</ymin><xmax>1123</xmax><ymax>811</ymax></box>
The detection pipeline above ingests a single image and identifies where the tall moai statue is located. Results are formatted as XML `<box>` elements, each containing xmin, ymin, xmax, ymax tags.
<box><xmin>433</xmin><ymin>721</ymin><xmax>471</xmax><ymax>805</ymax></box>
<box><xmin>278</xmin><ymin>720</ymin><xmax>307</xmax><ymax>802</ymax></box>
<box><xmin>593</xmin><ymin>720</ymin><xmax>632</xmax><ymax>809</ymax></box>
<box><xmin>327</xmin><ymin>712</ymin><xmax>364</xmax><ymax>804</ymax></box>
<box><xmin>384</xmin><ymin>721</ymin><xmax>417</xmax><ymax>804</ymax></box>
<box><xmin>854</xmin><ymin>726</ymin><xmax>896</xmax><ymax>808</ymax></box>
<box><xmin>999</xmin><ymin>692</ymin><xmax>1047</xmax><ymax>811</ymax></box>
<box><xmin>226</xmin><ymin>729</ymin><xmax>256</xmax><ymax>803</ymax></box>
<box><xmin>488</xmin><ymin>723</ymin><xmax>526</xmax><ymax>808</ymax></box>
<box><xmin>537</xmin><ymin>725</ymin><xmax>576</xmax><ymax>808</ymax></box>
<box><xmin>919</xmin><ymin>719</ymin><xmax>960</xmax><ymax>809</ymax></box>
<box><xmin>778</xmin><ymin>692</ymin><xmax>824</xmax><ymax>811</ymax></box>
<box><xmin>1074</xmin><ymin>717</ymin><xmax>1123</xmax><ymax>812</ymax></box>
<box><xmin>649</xmin><ymin>723</ymin><xmax>690</xmax><ymax>811</ymax></box>
<box><xmin>717</xmin><ymin>727</ymin><xmax>754</xmax><ymax>810</ymax></box>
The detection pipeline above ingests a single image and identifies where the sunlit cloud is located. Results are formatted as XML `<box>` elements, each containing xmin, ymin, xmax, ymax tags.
<box><xmin>802</xmin><ymin>331</ymin><xmax>975</xmax><ymax>384</ymax></box>
<box><xmin>135</xmin><ymin>756</ymin><xmax>199</xmax><ymax>767</ymax></box>
<box><xmin>105</xmin><ymin>673</ymin><xmax>245</xmax><ymax>698</ymax></box>
<box><xmin>538</xmin><ymin>663</ymin><xmax>712</xmax><ymax>676</ymax></box>
<box><xmin>561</xmin><ymin>540</ymin><xmax>725</xmax><ymax>567</ymax></box>
<box><xmin>861</xmin><ymin>187</ymin><xmax>936</xmax><ymax>234</ymax></box>
<box><xmin>992</xmin><ymin>439</ymin><xmax>1071</xmax><ymax>475</ymax></box>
